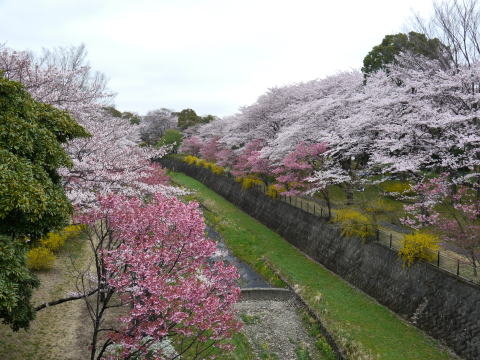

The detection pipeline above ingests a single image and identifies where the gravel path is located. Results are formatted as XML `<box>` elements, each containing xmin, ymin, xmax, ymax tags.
<box><xmin>236</xmin><ymin>299</ymin><xmax>321</xmax><ymax>359</ymax></box>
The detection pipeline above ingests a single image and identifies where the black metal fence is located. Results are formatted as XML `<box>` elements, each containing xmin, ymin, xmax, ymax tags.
<box><xmin>249</xmin><ymin>182</ymin><xmax>479</xmax><ymax>284</ymax></box>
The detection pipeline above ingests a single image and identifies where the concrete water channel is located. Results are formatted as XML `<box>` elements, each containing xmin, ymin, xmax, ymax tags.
<box><xmin>207</xmin><ymin>226</ymin><xmax>272</xmax><ymax>289</ymax></box>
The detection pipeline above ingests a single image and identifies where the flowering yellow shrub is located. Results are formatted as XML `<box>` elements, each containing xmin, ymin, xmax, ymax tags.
<box><xmin>184</xmin><ymin>156</ymin><xmax>225</xmax><ymax>174</ymax></box>
<box><xmin>40</xmin><ymin>232</ymin><xmax>65</xmax><ymax>251</ymax></box>
<box><xmin>183</xmin><ymin>155</ymin><xmax>199</xmax><ymax>165</ymax></box>
<box><xmin>236</xmin><ymin>176</ymin><xmax>264</xmax><ymax>190</ymax></box>
<box><xmin>194</xmin><ymin>158</ymin><xmax>207</xmax><ymax>168</ymax></box>
<box><xmin>208</xmin><ymin>163</ymin><xmax>225</xmax><ymax>175</ymax></box>
<box><xmin>333</xmin><ymin>209</ymin><xmax>375</xmax><ymax>240</ymax></box>
<box><xmin>266</xmin><ymin>184</ymin><xmax>283</xmax><ymax>199</ymax></box>
<box><xmin>39</xmin><ymin>224</ymin><xmax>84</xmax><ymax>252</ymax></box>
<box><xmin>399</xmin><ymin>232</ymin><xmax>439</xmax><ymax>266</ymax></box>
<box><xmin>27</xmin><ymin>247</ymin><xmax>56</xmax><ymax>271</ymax></box>
<box><xmin>62</xmin><ymin>224</ymin><xmax>85</xmax><ymax>239</ymax></box>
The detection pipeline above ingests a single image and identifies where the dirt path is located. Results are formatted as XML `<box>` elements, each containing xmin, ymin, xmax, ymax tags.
<box><xmin>0</xmin><ymin>236</ymin><xmax>91</xmax><ymax>360</ymax></box>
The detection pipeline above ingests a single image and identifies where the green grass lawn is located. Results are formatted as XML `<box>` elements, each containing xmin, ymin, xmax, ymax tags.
<box><xmin>170</xmin><ymin>171</ymin><xmax>458</xmax><ymax>360</ymax></box>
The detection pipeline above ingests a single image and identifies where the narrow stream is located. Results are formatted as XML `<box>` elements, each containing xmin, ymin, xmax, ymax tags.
<box><xmin>207</xmin><ymin>226</ymin><xmax>272</xmax><ymax>288</ymax></box>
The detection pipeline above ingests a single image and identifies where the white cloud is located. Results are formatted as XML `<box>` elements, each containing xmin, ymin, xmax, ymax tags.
<box><xmin>0</xmin><ymin>0</ymin><xmax>434</xmax><ymax>116</ymax></box>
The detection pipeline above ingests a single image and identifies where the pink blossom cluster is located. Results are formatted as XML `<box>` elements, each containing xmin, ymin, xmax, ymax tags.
<box><xmin>271</xmin><ymin>142</ymin><xmax>328</xmax><ymax>196</ymax></box>
<box><xmin>77</xmin><ymin>193</ymin><xmax>241</xmax><ymax>359</ymax></box>
<box><xmin>230</xmin><ymin>139</ymin><xmax>270</xmax><ymax>178</ymax></box>
<box><xmin>179</xmin><ymin>136</ymin><xmax>203</xmax><ymax>157</ymax></box>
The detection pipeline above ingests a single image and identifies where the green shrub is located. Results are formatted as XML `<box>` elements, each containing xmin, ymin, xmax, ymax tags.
<box><xmin>399</xmin><ymin>232</ymin><xmax>439</xmax><ymax>266</ymax></box>
<box><xmin>156</xmin><ymin>129</ymin><xmax>183</xmax><ymax>152</ymax></box>
<box><xmin>26</xmin><ymin>247</ymin><xmax>56</xmax><ymax>271</ymax></box>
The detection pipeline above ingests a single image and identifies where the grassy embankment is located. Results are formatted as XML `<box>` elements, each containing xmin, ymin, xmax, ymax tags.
<box><xmin>170</xmin><ymin>171</ymin><xmax>458</xmax><ymax>360</ymax></box>
<box><xmin>0</xmin><ymin>233</ymin><xmax>90</xmax><ymax>360</ymax></box>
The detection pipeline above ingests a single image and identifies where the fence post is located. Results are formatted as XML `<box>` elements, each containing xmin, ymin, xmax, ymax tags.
<box><xmin>457</xmin><ymin>260</ymin><xmax>460</xmax><ymax>276</ymax></box>
<box><xmin>437</xmin><ymin>251</ymin><xmax>440</xmax><ymax>267</ymax></box>
<box><xmin>313</xmin><ymin>204</ymin><xmax>316</xmax><ymax>215</ymax></box>
<box><xmin>320</xmin><ymin>208</ymin><xmax>323</xmax><ymax>217</ymax></box>
<box><xmin>389</xmin><ymin>233</ymin><xmax>392</xmax><ymax>248</ymax></box>
<box><xmin>376</xmin><ymin>229</ymin><xmax>380</xmax><ymax>242</ymax></box>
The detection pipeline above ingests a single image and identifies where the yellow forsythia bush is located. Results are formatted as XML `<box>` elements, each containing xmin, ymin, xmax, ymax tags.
<box><xmin>195</xmin><ymin>158</ymin><xmax>207</xmax><ymax>168</ymax></box>
<box><xmin>183</xmin><ymin>155</ymin><xmax>198</xmax><ymax>165</ymax></box>
<box><xmin>209</xmin><ymin>164</ymin><xmax>225</xmax><ymax>175</ymax></box>
<box><xmin>40</xmin><ymin>224</ymin><xmax>85</xmax><ymax>252</ymax></box>
<box><xmin>399</xmin><ymin>232</ymin><xmax>439</xmax><ymax>266</ymax></box>
<box><xmin>27</xmin><ymin>247</ymin><xmax>56</xmax><ymax>271</ymax></box>
<box><xmin>62</xmin><ymin>224</ymin><xmax>85</xmax><ymax>239</ymax></box>
<box><xmin>40</xmin><ymin>232</ymin><xmax>65</xmax><ymax>251</ymax></box>
<box><xmin>202</xmin><ymin>161</ymin><xmax>225</xmax><ymax>175</ymax></box>
<box><xmin>266</xmin><ymin>184</ymin><xmax>282</xmax><ymax>199</ymax></box>
<box><xmin>236</xmin><ymin>176</ymin><xmax>264</xmax><ymax>190</ymax></box>
<box><xmin>183</xmin><ymin>155</ymin><xmax>225</xmax><ymax>174</ymax></box>
<box><xmin>333</xmin><ymin>209</ymin><xmax>375</xmax><ymax>240</ymax></box>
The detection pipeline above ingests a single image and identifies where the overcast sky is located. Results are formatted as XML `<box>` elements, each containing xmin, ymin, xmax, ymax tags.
<box><xmin>0</xmin><ymin>0</ymin><xmax>434</xmax><ymax>116</ymax></box>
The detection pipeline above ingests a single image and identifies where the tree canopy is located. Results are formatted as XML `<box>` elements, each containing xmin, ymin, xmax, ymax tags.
<box><xmin>362</xmin><ymin>31</ymin><xmax>449</xmax><ymax>75</ymax></box>
<box><xmin>0</xmin><ymin>75</ymin><xmax>88</xmax><ymax>330</ymax></box>
<box><xmin>0</xmin><ymin>76</ymin><xmax>89</xmax><ymax>240</ymax></box>
<box><xmin>176</xmin><ymin>108</ymin><xmax>215</xmax><ymax>129</ymax></box>
<box><xmin>155</xmin><ymin>129</ymin><xmax>183</xmax><ymax>152</ymax></box>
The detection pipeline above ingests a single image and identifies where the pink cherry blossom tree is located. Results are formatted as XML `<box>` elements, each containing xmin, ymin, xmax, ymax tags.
<box><xmin>71</xmin><ymin>193</ymin><xmax>241</xmax><ymax>359</ymax></box>
<box><xmin>271</xmin><ymin>142</ymin><xmax>347</xmax><ymax>218</ymax></box>
<box><xmin>58</xmin><ymin>109</ymin><xmax>184</xmax><ymax>209</ymax></box>
<box><xmin>199</xmin><ymin>137</ymin><xmax>222</xmax><ymax>162</ymax></box>
<box><xmin>231</xmin><ymin>139</ymin><xmax>270</xmax><ymax>181</ymax></box>
<box><xmin>179</xmin><ymin>136</ymin><xmax>203</xmax><ymax>156</ymax></box>
<box><xmin>0</xmin><ymin>44</ymin><xmax>113</xmax><ymax>115</ymax></box>
<box><xmin>272</xmin><ymin>142</ymin><xmax>328</xmax><ymax>196</ymax></box>
<box><xmin>215</xmin><ymin>147</ymin><xmax>237</xmax><ymax>169</ymax></box>
<box><xmin>189</xmin><ymin>53</ymin><xmax>480</xmax><ymax>186</ymax></box>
